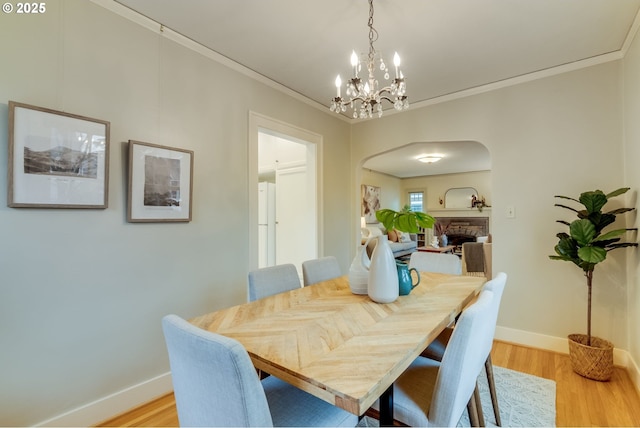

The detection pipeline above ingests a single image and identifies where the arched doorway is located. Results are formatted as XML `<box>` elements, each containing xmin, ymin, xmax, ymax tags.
<box><xmin>359</xmin><ymin>140</ymin><xmax>491</xmax><ymax>251</ymax></box>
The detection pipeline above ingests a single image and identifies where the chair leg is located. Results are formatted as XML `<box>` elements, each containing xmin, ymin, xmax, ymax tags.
<box><xmin>256</xmin><ymin>368</ymin><xmax>270</xmax><ymax>380</ymax></box>
<box><xmin>467</xmin><ymin>384</ymin><xmax>486</xmax><ymax>427</ymax></box>
<box><xmin>467</xmin><ymin>393</ymin><xmax>480</xmax><ymax>427</ymax></box>
<box><xmin>485</xmin><ymin>355</ymin><xmax>501</xmax><ymax>426</ymax></box>
<box><xmin>474</xmin><ymin>382</ymin><xmax>485</xmax><ymax>427</ymax></box>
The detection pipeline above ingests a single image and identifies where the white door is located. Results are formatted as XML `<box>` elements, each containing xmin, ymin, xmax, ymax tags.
<box><xmin>275</xmin><ymin>166</ymin><xmax>316</xmax><ymax>270</ymax></box>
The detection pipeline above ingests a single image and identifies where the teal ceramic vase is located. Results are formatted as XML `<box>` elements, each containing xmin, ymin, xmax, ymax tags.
<box><xmin>396</xmin><ymin>261</ymin><xmax>420</xmax><ymax>295</ymax></box>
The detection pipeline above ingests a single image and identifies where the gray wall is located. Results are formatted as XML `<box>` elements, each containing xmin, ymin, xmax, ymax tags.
<box><xmin>623</xmin><ymin>18</ymin><xmax>640</xmax><ymax>368</ymax></box>
<box><xmin>0</xmin><ymin>1</ymin><xmax>350</xmax><ymax>425</ymax></box>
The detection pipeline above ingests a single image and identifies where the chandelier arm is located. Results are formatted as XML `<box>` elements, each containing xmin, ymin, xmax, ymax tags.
<box><xmin>342</xmin><ymin>96</ymin><xmax>366</xmax><ymax>104</ymax></box>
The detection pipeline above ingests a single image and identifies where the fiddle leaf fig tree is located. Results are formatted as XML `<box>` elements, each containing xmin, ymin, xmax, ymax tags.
<box><xmin>376</xmin><ymin>204</ymin><xmax>436</xmax><ymax>233</ymax></box>
<box><xmin>549</xmin><ymin>187</ymin><xmax>638</xmax><ymax>346</ymax></box>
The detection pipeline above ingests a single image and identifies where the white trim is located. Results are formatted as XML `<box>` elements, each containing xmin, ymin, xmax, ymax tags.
<box><xmin>248</xmin><ymin>112</ymin><xmax>324</xmax><ymax>274</ymax></box>
<box><xmin>621</xmin><ymin>7</ymin><xmax>640</xmax><ymax>56</ymax></box>
<box><xmin>35</xmin><ymin>372</ymin><xmax>172</xmax><ymax>427</ymax></box>
<box><xmin>495</xmin><ymin>326</ymin><xmax>569</xmax><ymax>354</ymax></box>
<box><xmin>627</xmin><ymin>353</ymin><xmax>640</xmax><ymax>397</ymax></box>
<box><xmin>495</xmin><ymin>326</ymin><xmax>640</xmax><ymax>394</ymax></box>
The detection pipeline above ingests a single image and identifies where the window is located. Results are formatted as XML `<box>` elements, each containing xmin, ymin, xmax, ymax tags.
<box><xmin>408</xmin><ymin>191</ymin><xmax>424</xmax><ymax>212</ymax></box>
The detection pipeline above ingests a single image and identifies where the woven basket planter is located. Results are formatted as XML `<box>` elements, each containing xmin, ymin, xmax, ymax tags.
<box><xmin>568</xmin><ymin>334</ymin><xmax>613</xmax><ymax>381</ymax></box>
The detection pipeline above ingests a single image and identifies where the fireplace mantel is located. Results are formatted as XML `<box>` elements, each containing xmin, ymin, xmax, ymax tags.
<box><xmin>429</xmin><ymin>208</ymin><xmax>491</xmax><ymax>217</ymax></box>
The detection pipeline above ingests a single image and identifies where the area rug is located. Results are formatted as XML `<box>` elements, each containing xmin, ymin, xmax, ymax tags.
<box><xmin>357</xmin><ymin>366</ymin><xmax>556</xmax><ymax>427</ymax></box>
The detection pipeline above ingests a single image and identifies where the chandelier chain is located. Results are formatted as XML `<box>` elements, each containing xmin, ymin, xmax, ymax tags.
<box><xmin>367</xmin><ymin>0</ymin><xmax>378</xmax><ymax>63</ymax></box>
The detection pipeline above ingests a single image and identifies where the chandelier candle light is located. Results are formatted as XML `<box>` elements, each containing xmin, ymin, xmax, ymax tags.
<box><xmin>330</xmin><ymin>0</ymin><xmax>409</xmax><ymax>119</ymax></box>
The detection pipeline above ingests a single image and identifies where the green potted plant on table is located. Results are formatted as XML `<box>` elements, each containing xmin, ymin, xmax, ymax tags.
<box><xmin>549</xmin><ymin>187</ymin><xmax>637</xmax><ymax>381</ymax></box>
<box><xmin>376</xmin><ymin>204</ymin><xmax>436</xmax><ymax>233</ymax></box>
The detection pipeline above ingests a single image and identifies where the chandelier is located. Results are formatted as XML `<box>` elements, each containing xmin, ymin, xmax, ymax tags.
<box><xmin>330</xmin><ymin>0</ymin><xmax>409</xmax><ymax>119</ymax></box>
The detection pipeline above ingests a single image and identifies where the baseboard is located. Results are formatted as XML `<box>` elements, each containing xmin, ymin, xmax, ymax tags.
<box><xmin>624</xmin><ymin>350</ymin><xmax>640</xmax><ymax>396</ymax></box>
<box><xmin>35</xmin><ymin>372</ymin><xmax>173</xmax><ymax>427</ymax></box>
<box><xmin>495</xmin><ymin>326</ymin><xmax>570</xmax><ymax>354</ymax></box>
<box><xmin>495</xmin><ymin>326</ymin><xmax>640</xmax><ymax>394</ymax></box>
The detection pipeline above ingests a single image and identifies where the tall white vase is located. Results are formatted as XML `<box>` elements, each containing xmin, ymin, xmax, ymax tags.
<box><xmin>367</xmin><ymin>235</ymin><xmax>399</xmax><ymax>303</ymax></box>
<box><xmin>348</xmin><ymin>237</ymin><xmax>372</xmax><ymax>295</ymax></box>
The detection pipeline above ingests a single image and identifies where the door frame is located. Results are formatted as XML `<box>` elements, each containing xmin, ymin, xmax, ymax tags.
<box><xmin>248</xmin><ymin>111</ymin><xmax>323</xmax><ymax>271</ymax></box>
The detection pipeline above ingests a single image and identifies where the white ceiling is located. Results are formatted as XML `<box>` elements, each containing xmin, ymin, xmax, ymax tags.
<box><xmin>113</xmin><ymin>0</ymin><xmax>640</xmax><ymax>177</ymax></box>
<box><xmin>364</xmin><ymin>141</ymin><xmax>490</xmax><ymax>178</ymax></box>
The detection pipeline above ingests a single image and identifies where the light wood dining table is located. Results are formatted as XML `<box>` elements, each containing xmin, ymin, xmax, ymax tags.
<box><xmin>190</xmin><ymin>272</ymin><xmax>486</xmax><ymax>426</ymax></box>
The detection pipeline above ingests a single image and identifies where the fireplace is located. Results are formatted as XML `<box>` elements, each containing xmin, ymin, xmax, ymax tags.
<box><xmin>435</xmin><ymin>217</ymin><xmax>489</xmax><ymax>247</ymax></box>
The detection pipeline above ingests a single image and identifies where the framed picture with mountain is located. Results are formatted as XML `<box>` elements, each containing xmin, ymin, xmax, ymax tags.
<box><xmin>8</xmin><ymin>101</ymin><xmax>110</xmax><ymax>208</ymax></box>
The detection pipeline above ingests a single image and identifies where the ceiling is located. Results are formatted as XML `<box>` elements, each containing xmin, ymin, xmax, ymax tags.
<box><xmin>113</xmin><ymin>0</ymin><xmax>640</xmax><ymax>177</ymax></box>
<box><xmin>364</xmin><ymin>141</ymin><xmax>490</xmax><ymax>178</ymax></box>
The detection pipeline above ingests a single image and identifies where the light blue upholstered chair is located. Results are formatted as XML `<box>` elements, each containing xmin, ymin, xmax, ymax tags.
<box><xmin>302</xmin><ymin>256</ymin><xmax>342</xmax><ymax>286</ymax></box>
<box><xmin>373</xmin><ymin>289</ymin><xmax>495</xmax><ymax>427</ymax></box>
<box><xmin>248</xmin><ymin>263</ymin><xmax>301</xmax><ymax>301</ymax></box>
<box><xmin>162</xmin><ymin>314</ymin><xmax>359</xmax><ymax>427</ymax></box>
<box><xmin>408</xmin><ymin>251</ymin><xmax>462</xmax><ymax>275</ymax></box>
<box><xmin>421</xmin><ymin>272</ymin><xmax>508</xmax><ymax>426</ymax></box>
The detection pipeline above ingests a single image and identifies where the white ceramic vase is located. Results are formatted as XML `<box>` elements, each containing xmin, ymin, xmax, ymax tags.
<box><xmin>348</xmin><ymin>237</ymin><xmax>372</xmax><ymax>295</ymax></box>
<box><xmin>367</xmin><ymin>235</ymin><xmax>399</xmax><ymax>303</ymax></box>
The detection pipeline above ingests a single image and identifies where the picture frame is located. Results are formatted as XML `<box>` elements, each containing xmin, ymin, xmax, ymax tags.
<box><xmin>361</xmin><ymin>184</ymin><xmax>381</xmax><ymax>224</ymax></box>
<box><xmin>8</xmin><ymin>101</ymin><xmax>110</xmax><ymax>208</ymax></box>
<box><xmin>127</xmin><ymin>140</ymin><xmax>194</xmax><ymax>223</ymax></box>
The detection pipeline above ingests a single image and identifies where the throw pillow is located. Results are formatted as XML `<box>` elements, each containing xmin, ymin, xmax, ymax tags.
<box><xmin>398</xmin><ymin>231</ymin><xmax>412</xmax><ymax>243</ymax></box>
<box><xmin>388</xmin><ymin>229</ymin><xmax>398</xmax><ymax>242</ymax></box>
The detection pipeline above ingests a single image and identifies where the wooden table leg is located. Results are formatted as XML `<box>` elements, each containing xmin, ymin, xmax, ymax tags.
<box><xmin>379</xmin><ymin>385</ymin><xmax>394</xmax><ymax>426</ymax></box>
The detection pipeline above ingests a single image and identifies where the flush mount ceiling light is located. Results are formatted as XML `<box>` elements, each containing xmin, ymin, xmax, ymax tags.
<box><xmin>417</xmin><ymin>155</ymin><xmax>443</xmax><ymax>163</ymax></box>
<box><xmin>330</xmin><ymin>0</ymin><xmax>409</xmax><ymax>119</ymax></box>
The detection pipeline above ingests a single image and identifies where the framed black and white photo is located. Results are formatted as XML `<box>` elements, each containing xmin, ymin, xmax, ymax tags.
<box><xmin>8</xmin><ymin>101</ymin><xmax>110</xmax><ymax>208</ymax></box>
<box><xmin>127</xmin><ymin>140</ymin><xmax>193</xmax><ymax>223</ymax></box>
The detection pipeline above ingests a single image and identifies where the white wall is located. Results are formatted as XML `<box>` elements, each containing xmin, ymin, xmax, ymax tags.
<box><xmin>352</xmin><ymin>61</ymin><xmax>633</xmax><ymax>357</ymax></box>
<box><xmin>0</xmin><ymin>1</ymin><xmax>351</xmax><ymax>425</ymax></box>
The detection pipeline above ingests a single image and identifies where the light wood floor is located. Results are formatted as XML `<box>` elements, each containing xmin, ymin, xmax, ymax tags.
<box><xmin>96</xmin><ymin>340</ymin><xmax>640</xmax><ymax>427</ymax></box>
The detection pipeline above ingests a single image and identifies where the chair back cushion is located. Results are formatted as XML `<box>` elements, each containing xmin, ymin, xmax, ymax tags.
<box><xmin>248</xmin><ymin>263</ymin><xmax>300</xmax><ymax>301</ymax></box>
<box><xmin>162</xmin><ymin>315</ymin><xmax>273</xmax><ymax>427</ymax></box>
<box><xmin>429</xmin><ymin>289</ymin><xmax>495</xmax><ymax>427</ymax></box>
<box><xmin>479</xmin><ymin>272</ymin><xmax>507</xmax><ymax>357</ymax></box>
<box><xmin>302</xmin><ymin>256</ymin><xmax>342</xmax><ymax>286</ymax></box>
<box><xmin>409</xmin><ymin>252</ymin><xmax>462</xmax><ymax>275</ymax></box>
